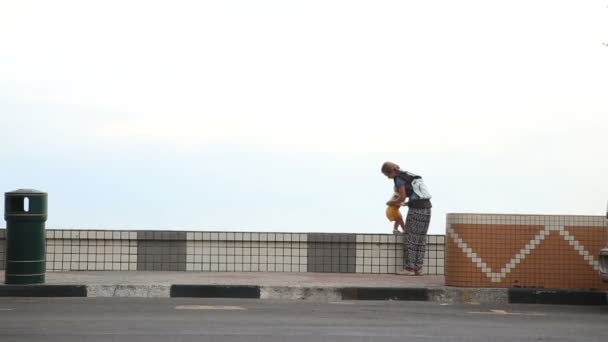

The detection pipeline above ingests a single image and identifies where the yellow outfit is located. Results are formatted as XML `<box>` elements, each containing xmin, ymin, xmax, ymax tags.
<box><xmin>386</xmin><ymin>205</ymin><xmax>401</xmax><ymax>222</ymax></box>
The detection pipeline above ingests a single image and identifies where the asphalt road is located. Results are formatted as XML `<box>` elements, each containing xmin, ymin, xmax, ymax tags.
<box><xmin>0</xmin><ymin>298</ymin><xmax>606</xmax><ymax>342</ymax></box>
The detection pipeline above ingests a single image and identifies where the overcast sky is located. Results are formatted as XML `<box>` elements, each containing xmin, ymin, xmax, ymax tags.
<box><xmin>1</xmin><ymin>0</ymin><xmax>607</xmax><ymax>234</ymax></box>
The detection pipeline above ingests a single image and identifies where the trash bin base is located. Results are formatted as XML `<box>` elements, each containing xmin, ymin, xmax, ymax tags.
<box><xmin>4</xmin><ymin>274</ymin><xmax>45</xmax><ymax>285</ymax></box>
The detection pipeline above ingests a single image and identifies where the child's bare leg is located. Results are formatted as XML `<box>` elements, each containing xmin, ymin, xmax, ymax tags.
<box><xmin>393</xmin><ymin>221</ymin><xmax>400</xmax><ymax>234</ymax></box>
<box><xmin>397</xmin><ymin>217</ymin><xmax>406</xmax><ymax>233</ymax></box>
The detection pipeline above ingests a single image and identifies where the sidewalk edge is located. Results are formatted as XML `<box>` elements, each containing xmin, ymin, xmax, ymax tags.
<box><xmin>0</xmin><ymin>284</ymin><xmax>605</xmax><ymax>305</ymax></box>
<box><xmin>0</xmin><ymin>285</ymin><xmax>87</xmax><ymax>297</ymax></box>
<box><xmin>508</xmin><ymin>288</ymin><xmax>608</xmax><ymax>305</ymax></box>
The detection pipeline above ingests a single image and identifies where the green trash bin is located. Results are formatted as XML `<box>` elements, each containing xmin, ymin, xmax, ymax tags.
<box><xmin>4</xmin><ymin>189</ymin><xmax>47</xmax><ymax>284</ymax></box>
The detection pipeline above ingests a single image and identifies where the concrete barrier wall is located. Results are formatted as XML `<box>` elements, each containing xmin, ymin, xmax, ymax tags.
<box><xmin>446</xmin><ymin>214</ymin><xmax>608</xmax><ymax>290</ymax></box>
<box><xmin>0</xmin><ymin>230</ymin><xmax>444</xmax><ymax>275</ymax></box>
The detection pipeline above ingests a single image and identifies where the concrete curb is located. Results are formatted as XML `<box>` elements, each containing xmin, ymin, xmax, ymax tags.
<box><xmin>508</xmin><ymin>289</ymin><xmax>608</xmax><ymax>306</ymax></box>
<box><xmin>87</xmin><ymin>285</ymin><xmax>171</xmax><ymax>298</ymax></box>
<box><xmin>0</xmin><ymin>284</ymin><xmax>605</xmax><ymax>305</ymax></box>
<box><xmin>171</xmin><ymin>285</ymin><xmax>260</xmax><ymax>299</ymax></box>
<box><xmin>429</xmin><ymin>288</ymin><xmax>509</xmax><ymax>304</ymax></box>
<box><xmin>341</xmin><ymin>287</ymin><xmax>428</xmax><ymax>301</ymax></box>
<box><xmin>260</xmin><ymin>286</ymin><xmax>341</xmax><ymax>301</ymax></box>
<box><xmin>0</xmin><ymin>285</ymin><xmax>87</xmax><ymax>297</ymax></box>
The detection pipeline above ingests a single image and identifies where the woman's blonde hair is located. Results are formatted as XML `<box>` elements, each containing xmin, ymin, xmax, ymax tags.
<box><xmin>381</xmin><ymin>161</ymin><xmax>400</xmax><ymax>174</ymax></box>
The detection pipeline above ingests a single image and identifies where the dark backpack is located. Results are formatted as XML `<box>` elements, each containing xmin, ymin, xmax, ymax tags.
<box><xmin>395</xmin><ymin>171</ymin><xmax>432</xmax><ymax>200</ymax></box>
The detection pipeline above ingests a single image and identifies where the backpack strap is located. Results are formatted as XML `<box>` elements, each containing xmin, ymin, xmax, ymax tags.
<box><xmin>394</xmin><ymin>171</ymin><xmax>420</xmax><ymax>185</ymax></box>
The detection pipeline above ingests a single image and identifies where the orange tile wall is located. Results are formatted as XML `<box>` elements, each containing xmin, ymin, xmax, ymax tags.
<box><xmin>445</xmin><ymin>214</ymin><xmax>608</xmax><ymax>290</ymax></box>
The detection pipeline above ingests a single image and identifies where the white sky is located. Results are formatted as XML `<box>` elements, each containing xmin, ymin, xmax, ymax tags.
<box><xmin>1</xmin><ymin>0</ymin><xmax>607</xmax><ymax>234</ymax></box>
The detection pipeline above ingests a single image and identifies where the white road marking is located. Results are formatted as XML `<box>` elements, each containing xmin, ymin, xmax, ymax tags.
<box><xmin>329</xmin><ymin>302</ymin><xmax>355</xmax><ymax>305</ymax></box>
<box><xmin>468</xmin><ymin>310</ymin><xmax>545</xmax><ymax>316</ymax></box>
<box><xmin>0</xmin><ymin>309</ymin><xmax>14</xmax><ymax>311</ymax></box>
<box><xmin>174</xmin><ymin>305</ymin><xmax>245</xmax><ymax>310</ymax></box>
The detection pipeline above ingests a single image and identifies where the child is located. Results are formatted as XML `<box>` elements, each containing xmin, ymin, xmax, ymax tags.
<box><xmin>386</xmin><ymin>192</ymin><xmax>407</xmax><ymax>234</ymax></box>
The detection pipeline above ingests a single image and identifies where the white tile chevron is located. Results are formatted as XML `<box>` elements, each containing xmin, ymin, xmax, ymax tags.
<box><xmin>447</xmin><ymin>225</ymin><xmax>601</xmax><ymax>283</ymax></box>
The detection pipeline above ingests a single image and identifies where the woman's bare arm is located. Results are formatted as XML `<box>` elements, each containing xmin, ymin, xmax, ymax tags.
<box><xmin>386</xmin><ymin>185</ymin><xmax>407</xmax><ymax>206</ymax></box>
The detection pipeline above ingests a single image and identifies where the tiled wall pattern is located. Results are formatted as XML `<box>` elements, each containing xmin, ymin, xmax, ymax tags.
<box><xmin>46</xmin><ymin>230</ymin><xmax>137</xmax><ymax>271</ymax></box>
<box><xmin>0</xmin><ymin>229</ymin><xmax>444</xmax><ymax>274</ymax></box>
<box><xmin>446</xmin><ymin>214</ymin><xmax>608</xmax><ymax>290</ymax></box>
<box><xmin>308</xmin><ymin>233</ymin><xmax>356</xmax><ymax>273</ymax></box>
<box><xmin>356</xmin><ymin>234</ymin><xmax>444</xmax><ymax>275</ymax></box>
<box><xmin>184</xmin><ymin>232</ymin><xmax>443</xmax><ymax>274</ymax></box>
<box><xmin>185</xmin><ymin>232</ymin><xmax>309</xmax><ymax>272</ymax></box>
<box><xmin>138</xmin><ymin>231</ymin><xmax>186</xmax><ymax>271</ymax></box>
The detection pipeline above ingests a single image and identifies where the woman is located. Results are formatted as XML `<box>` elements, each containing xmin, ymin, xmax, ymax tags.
<box><xmin>381</xmin><ymin>161</ymin><xmax>432</xmax><ymax>276</ymax></box>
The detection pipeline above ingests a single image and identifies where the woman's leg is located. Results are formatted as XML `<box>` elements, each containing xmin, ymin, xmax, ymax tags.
<box><xmin>403</xmin><ymin>208</ymin><xmax>432</xmax><ymax>271</ymax></box>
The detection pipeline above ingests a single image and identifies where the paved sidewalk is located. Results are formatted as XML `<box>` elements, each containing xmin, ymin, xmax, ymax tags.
<box><xmin>0</xmin><ymin>271</ymin><xmax>444</xmax><ymax>288</ymax></box>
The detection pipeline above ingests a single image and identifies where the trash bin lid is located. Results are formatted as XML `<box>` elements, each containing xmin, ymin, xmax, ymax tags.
<box><xmin>4</xmin><ymin>189</ymin><xmax>48</xmax><ymax>218</ymax></box>
<box><xmin>5</xmin><ymin>189</ymin><xmax>47</xmax><ymax>196</ymax></box>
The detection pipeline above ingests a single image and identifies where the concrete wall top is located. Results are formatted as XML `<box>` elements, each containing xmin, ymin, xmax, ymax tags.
<box><xmin>447</xmin><ymin>213</ymin><xmax>606</xmax><ymax>227</ymax></box>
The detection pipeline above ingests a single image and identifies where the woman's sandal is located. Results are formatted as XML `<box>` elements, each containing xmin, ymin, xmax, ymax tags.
<box><xmin>396</xmin><ymin>268</ymin><xmax>416</xmax><ymax>275</ymax></box>
<box><xmin>396</xmin><ymin>268</ymin><xmax>425</xmax><ymax>276</ymax></box>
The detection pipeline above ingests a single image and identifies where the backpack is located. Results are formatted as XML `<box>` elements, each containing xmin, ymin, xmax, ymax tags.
<box><xmin>395</xmin><ymin>171</ymin><xmax>432</xmax><ymax>200</ymax></box>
